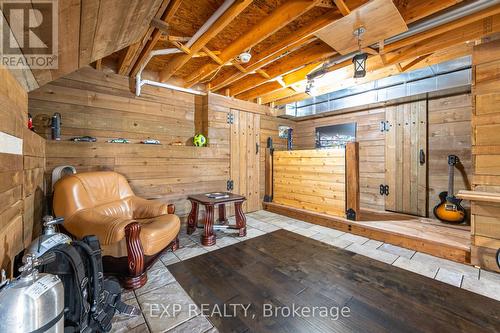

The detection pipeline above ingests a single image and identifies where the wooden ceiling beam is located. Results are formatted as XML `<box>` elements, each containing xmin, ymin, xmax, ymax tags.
<box><xmin>264</xmin><ymin>34</ymin><xmax>477</xmax><ymax>104</ymax></box>
<box><xmin>183</xmin><ymin>0</ymin><xmax>325</xmax><ymax>87</ymax></box>
<box><xmin>235</xmin><ymin>81</ymin><xmax>284</xmax><ymax>101</ymax></box>
<box><xmin>158</xmin><ymin>0</ymin><xmax>252</xmax><ymax>82</ymax></box>
<box><xmin>151</xmin><ymin>18</ymin><xmax>170</xmax><ymax>33</ymax></box>
<box><xmin>158</xmin><ymin>35</ymin><xmax>191</xmax><ymax>42</ymax></box>
<box><xmin>128</xmin><ymin>0</ymin><xmax>184</xmax><ymax>77</ymax></box>
<box><xmin>384</xmin><ymin>15</ymin><xmax>500</xmax><ymax>66</ymax></box>
<box><xmin>396</xmin><ymin>0</ymin><xmax>466</xmax><ymax>25</ymax></box>
<box><xmin>230</xmin><ymin>41</ymin><xmax>336</xmax><ymax>96</ymax></box>
<box><xmin>316</xmin><ymin>0</ymin><xmax>335</xmax><ymax>8</ymax></box>
<box><xmin>400</xmin><ymin>53</ymin><xmax>432</xmax><ymax>72</ymax></box>
<box><xmin>271</xmin><ymin>45</ymin><xmax>469</xmax><ymax>105</ymax></box>
<box><xmin>171</xmin><ymin>41</ymin><xmax>191</xmax><ymax>55</ymax></box>
<box><xmin>254</xmin><ymin>14</ymin><xmax>493</xmax><ymax>105</ymax></box>
<box><xmin>207</xmin><ymin>8</ymin><xmax>346</xmax><ymax>92</ymax></box>
<box><xmin>117</xmin><ymin>0</ymin><xmax>172</xmax><ymax>76</ymax></box>
<box><xmin>333</xmin><ymin>0</ymin><xmax>350</xmax><ymax>16</ymax></box>
<box><xmin>205</xmin><ymin>0</ymin><xmax>461</xmax><ymax>92</ymax></box>
<box><xmin>202</xmin><ymin>46</ymin><xmax>224</xmax><ymax>65</ymax></box>
<box><xmin>282</xmin><ymin>62</ymin><xmax>322</xmax><ymax>86</ymax></box>
<box><xmin>256</xmin><ymin>69</ymin><xmax>271</xmax><ymax>79</ymax></box>
<box><xmin>382</xmin><ymin>4</ymin><xmax>500</xmax><ymax>54</ymax></box>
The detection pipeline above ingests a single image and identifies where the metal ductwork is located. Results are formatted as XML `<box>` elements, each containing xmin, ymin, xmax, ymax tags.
<box><xmin>307</xmin><ymin>0</ymin><xmax>500</xmax><ymax>80</ymax></box>
<box><xmin>285</xmin><ymin>56</ymin><xmax>471</xmax><ymax>118</ymax></box>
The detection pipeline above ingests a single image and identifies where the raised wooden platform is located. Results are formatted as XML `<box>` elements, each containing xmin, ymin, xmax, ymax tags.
<box><xmin>169</xmin><ymin>230</ymin><xmax>498</xmax><ymax>333</ymax></box>
<box><xmin>264</xmin><ymin>202</ymin><xmax>471</xmax><ymax>264</ymax></box>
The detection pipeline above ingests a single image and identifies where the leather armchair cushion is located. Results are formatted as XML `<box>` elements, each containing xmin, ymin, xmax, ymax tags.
<box><xmin>136</xmin><ymin>214</ymin><xmax>180</xmax><ymax>256</ymax></box>
<box><xmin>130</xmin><ymin>197</ymin><xmax>170</xmax><ymax>219</ymax></box>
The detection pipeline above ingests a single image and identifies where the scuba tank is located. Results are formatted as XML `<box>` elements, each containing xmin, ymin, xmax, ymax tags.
<box><xmin>51</xmin><ymin>112</ymin><xmax>62</xmax><ymax>140</ymax></box>
<box><xmin>26</xmin><ymin>216</ymin><xmax>72</xmax><ymax>258</ymax></box>
<box><xmin>0</xmin><ymin>253</ymin><xmax>65</xmax><ymax>332</ymax></box>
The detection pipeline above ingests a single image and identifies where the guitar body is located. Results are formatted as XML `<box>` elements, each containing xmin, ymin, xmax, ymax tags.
<box><xmin>433</xmin><ymin>191</ymin><xmax>466</xmax><ymax>223</ymax></box>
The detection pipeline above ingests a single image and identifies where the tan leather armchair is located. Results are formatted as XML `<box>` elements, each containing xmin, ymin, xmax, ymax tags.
<box><xmin>53</xmin><ymin>171</ymin><xmax>180</xmax><ymax>289</ymax></box>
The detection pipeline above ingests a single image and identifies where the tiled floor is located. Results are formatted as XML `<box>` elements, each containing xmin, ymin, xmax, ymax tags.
<box><xmin>111</xmin><ymin>210</ymin><xmax>500</xmax><ymax>333</ymax></box>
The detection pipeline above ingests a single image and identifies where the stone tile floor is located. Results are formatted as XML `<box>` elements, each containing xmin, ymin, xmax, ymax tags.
<box><xmin>111</xmin><ymin>210</ymin><xmax>500</xmax><ymax>333</ymax></box>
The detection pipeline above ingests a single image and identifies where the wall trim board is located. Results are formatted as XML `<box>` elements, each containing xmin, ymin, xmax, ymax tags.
<box><xmin>0</xmin><ymin>131</ymin><xmax>23</xmax><ymax>155</ymax></box>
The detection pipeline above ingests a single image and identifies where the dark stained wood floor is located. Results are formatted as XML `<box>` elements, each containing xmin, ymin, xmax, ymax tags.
<box><xmin>168</xmin><ymin>230</ymin><xmax>500</xmax><ymax>333</ymax></box>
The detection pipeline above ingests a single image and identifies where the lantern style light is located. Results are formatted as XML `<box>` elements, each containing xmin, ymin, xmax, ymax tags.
<box><xmin>352</xmin><ymin>27</ymin><xmax>367</xmax><ymax>78</ymax></box>
<box><xmin>353</xmin><ymin>53</ymin><xmax>368</xmax><ymax>78</ymax></box>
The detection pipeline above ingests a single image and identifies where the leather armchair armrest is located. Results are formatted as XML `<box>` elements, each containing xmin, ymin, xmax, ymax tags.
<box><xmin>130</xmin><ymin>197</ymin><xmax>173</xmax><ymax>219</ymax></box>
<box><xmin>64</xmin><ymin>209</ymin><xmax>133</xmax><ymax>245</ymax></box>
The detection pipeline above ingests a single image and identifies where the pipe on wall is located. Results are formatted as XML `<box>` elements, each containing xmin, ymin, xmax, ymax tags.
<box><xmin>136</xmin><ymin>0</ymin><xmax>236</xmax><ymax>97</ymax></box>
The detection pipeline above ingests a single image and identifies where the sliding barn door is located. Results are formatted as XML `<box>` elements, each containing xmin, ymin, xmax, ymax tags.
<box><xmin>230</xmin><ymin>109</ymin><xmax>260</xmax><ymax>212</ymax></box>
<box><xmin>385</xmin><ymin>101</ymin><xmax>427</xmax><ymax>216</ymax></box>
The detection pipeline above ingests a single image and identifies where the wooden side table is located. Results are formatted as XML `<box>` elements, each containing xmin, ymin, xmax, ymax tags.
<box><xmin>187</xmin><ymin>193</ymin><xmax>247</xmax><ymax>246</ymax></box>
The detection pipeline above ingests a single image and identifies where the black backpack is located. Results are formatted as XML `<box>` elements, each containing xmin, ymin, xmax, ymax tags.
<box><xmin>40</xmin><ymin>235</ymin><xmax>140</xmax><ymax>332</ymax></box>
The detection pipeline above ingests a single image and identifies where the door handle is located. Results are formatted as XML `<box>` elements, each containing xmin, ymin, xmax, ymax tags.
<box><xmin>256</xmin><ymin>143</ymin><xmax>259</xmax><ymax>154</ymax></box>
<box><xmin>419</xmin><ymin>149</ymin><xmax>426</xmax><ymax>165</ymax></box>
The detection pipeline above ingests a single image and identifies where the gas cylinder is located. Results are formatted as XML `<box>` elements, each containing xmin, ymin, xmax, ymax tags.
<box><xmin>0</xmin><ymin>254</ymin><xmax>64</xmax><ymax>332</ymax></box>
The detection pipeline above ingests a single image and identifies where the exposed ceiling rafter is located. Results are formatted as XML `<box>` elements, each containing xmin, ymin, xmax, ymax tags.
<box><xmin>124</xmin><ymin>0</ymin><xmax>184</xmax><ymax>77</ymax></box>
<box><xmin>182</xmin><ymin>0</ymin><xmax>325</xmax><ymax>87</ymax></box>
<box><xmin>207</xmin><ymin>9</ymin><xmax>346</xmax><ymax>92</ymax></box>
<box><xmin>243</xmin><ymin>11</ymin><xmax>500</xmax><ymax>104</ymax></box>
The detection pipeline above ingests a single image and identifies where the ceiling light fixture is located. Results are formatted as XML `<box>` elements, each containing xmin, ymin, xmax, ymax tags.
<box><xmin>238</xmin><ymin>49</ymin><xmax>252</xmax><ymax>63</ymax></box>
<box><xmin>352</xmin><ymin>27</ymin><xmax>368</xmax><ymax>78</ymax></box>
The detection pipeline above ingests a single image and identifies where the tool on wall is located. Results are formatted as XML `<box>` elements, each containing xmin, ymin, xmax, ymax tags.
<box><xmin>287</xmin><ymin>128</ymin><xmax>293</xmax><ymax>150</ymax></box>
<box><xmin>433</xmin><ymin>155</ymin><xmax>466</xmax><ymax>224</ymax></box>
<box><xmin>51</xmin><ymin>112</ymin><xmax>62</xmax><ymax>140</ymax></box>
<box><xmin>264</xmin><ymin>137</ymin><xmax>274</xmax><ymax>203</ymax></box>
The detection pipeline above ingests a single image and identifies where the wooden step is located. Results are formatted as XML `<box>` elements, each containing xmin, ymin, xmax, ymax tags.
<box><xmin>263</xmin><ymin>202</ymin><xmax>471</xmax><ymax>264</ymax></box>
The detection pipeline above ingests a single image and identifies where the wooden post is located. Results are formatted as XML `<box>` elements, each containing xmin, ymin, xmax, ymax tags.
<box><xmin>264</xmin><ymin>147</ymin><xmax>273</xmax><ymax>202</ymax></box>
<box><xmin>346</xmin><ymin>142</ymin><xmax>360</xmax><ymax>220</ymax></box>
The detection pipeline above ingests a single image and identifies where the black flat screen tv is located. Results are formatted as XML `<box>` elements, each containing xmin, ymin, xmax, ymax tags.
<box><xmin>315</xmin><ymin>123</ymin><xmax>356</xmax><ymax>149</ymax></box>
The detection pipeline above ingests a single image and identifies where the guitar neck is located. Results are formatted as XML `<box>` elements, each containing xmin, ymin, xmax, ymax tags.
<box><xmin>448</xmin><ymin>162</ymin><xmax>455</xmax><ymax>196</ymax></box>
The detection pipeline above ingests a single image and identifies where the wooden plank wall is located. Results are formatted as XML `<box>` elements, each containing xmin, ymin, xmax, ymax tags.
<box><xmin>202</xmin><ymin>93</ymin><xmax>279</xmax><ymax>211</ymax></box>
<box><xmin>470</xmin><ymin>39</ymin><xmax>500</xmax><ymax>272</ymax></box>
<box><xmin>273</xmin><ymin>149</ymin><xmax>346</xmax><ymax>217</ymax></box>
<box><xmin>294</xmin><ymin>108</ymin><xmax>386</xmax><ymax>211</ymax></box>
<box><xmin>28</xmin><ymin>68</ymin><xmax>274</xmax><ymax>218</ymax></box>
<box><xmin>4</xmin><ymin>0</ymin><xmax>163</xmax><ymax>91</ymax></box>
<box><xmin>0</xmin><ymin>66</ymin><xmax>46</xmax><ymax>276</ymax></box>
<box><xmin>23</xmin><ymin>130</ymin><xmax>46</xmax><ymax>248</ymax></box>
<box><xmin>28</xmin><ymin>68</ymin><xmax>225</xmax><ymax>218</ymax></box>
<box><xmin>259</xmin><ymin>115</ymin><xmax>295</xmax><ymax>206</ymax></box>
<box><xmin>294</xmin><ymin>94</ymin><xmax>472</xmax><ymax>217</ymax></box>
<box><xmin>428</xmin><ymin>94</ymin><xmax>472</xmax><ymax>215</ymax></box>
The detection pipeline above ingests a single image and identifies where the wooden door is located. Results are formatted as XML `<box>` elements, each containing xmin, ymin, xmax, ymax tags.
<box><xmin>230</xmin><ymin>109</ymin><xmax>260</xmax><ymax>212</ymax></box>
<box><xmin>385</xmin><ymin>100</ymin><xmax>427</xmax><ymax>216</ymax></box>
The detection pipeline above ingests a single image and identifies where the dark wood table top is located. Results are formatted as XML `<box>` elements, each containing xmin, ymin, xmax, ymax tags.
<box><xmin>169</xmin><ymin>229</ymin><xmax>500</xmax><ymax>333</ymax></box>
<box><xmin>188</xmin><ymin>192</ymin><xmax>246</xmax><ymax>205</ymax></box>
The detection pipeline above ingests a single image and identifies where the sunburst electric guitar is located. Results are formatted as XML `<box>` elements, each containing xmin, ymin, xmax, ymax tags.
<box><xmin>433</xmin><ymin>155</ymin><xmax>466</xmax><ymax>223</ymax></box>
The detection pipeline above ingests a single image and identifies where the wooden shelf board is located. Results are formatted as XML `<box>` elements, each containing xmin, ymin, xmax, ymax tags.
<box><xmin>457</xmin><ymin>190</ymin><xmax>500</xmax><ymax>204</ymax></box>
